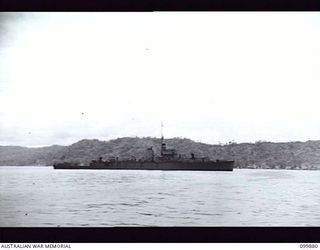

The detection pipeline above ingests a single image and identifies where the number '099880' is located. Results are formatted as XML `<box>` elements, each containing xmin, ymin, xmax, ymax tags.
<box><xmin>300</xmin><ymin>244</ymin><xmax>318</xmax><ymax>248</ymax></box>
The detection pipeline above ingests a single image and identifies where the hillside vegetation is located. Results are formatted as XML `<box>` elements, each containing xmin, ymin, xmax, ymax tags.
<box><xmin>1</xmin><ymin>137</ymin><xmax>320</xmax><ymax>169</ymax></box>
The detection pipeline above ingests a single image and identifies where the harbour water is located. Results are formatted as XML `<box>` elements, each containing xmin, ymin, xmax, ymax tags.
<box><xmin>0</xmin><ymin>166</ymin><xmax>319</xmax><ymax>226</ymax></box>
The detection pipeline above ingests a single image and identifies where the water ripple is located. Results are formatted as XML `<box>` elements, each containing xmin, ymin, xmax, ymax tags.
<box><xmin>1</xmin><ymin>167</ymin><xmax>320</xmax><ymax>226</ymax></box>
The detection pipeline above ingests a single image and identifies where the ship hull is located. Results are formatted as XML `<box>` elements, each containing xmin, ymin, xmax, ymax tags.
<box><xmin>53</xmin><ymin>161</ymin><xmax>234</xmax><ymax>171</ymax></box>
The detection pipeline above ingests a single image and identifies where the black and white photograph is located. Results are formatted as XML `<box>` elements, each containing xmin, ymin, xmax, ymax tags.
<box><xmin>1</xmin><ymin>12</ymin><xmax>320</xmax><ymax>231</ymax></box>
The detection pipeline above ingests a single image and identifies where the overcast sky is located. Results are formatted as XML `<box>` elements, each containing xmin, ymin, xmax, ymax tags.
<box><xmin>0</xmin><ymin>12</ymin><xmax>320</xmax><ymax>147</ymax></box>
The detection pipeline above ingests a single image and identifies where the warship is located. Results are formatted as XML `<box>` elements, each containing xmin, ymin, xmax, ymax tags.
<box><xmin>53</xmin><ymin>133</ymin><xmax>234</xmax><ymax>171</ymax></box>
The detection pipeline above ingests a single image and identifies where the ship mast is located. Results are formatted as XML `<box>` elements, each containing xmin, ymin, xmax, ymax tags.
<box><xmin>160</xmin><ymin>121</ymin><xmax>165</xmax><ymax>156</ymax></box>
<box><xmin>161</xmin><ymin>121</ymin><xmax>164</xmax><ymax>140</ymax></box>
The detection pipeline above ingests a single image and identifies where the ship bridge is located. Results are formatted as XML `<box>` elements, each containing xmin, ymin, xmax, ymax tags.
<box><xmin>160</xmin><ymin>137</ymin><xmax>177</xmax><ymax>159</ymax></box>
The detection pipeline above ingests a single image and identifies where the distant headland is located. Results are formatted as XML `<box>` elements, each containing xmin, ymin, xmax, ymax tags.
<box><xmin>1</xmin><ymin>137</ymin><xmax>320</xmax><ymax>170</ymax></box>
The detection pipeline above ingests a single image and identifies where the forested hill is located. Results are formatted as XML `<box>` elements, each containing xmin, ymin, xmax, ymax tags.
<box><xmin>1</xmin><ymin>137</ymin><xmax>320</xmax><ymax>169</ymax></box>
